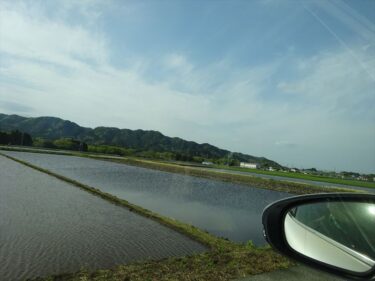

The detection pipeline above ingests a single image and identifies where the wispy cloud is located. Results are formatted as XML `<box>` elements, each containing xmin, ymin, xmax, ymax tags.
<box><xmin>313</xmin><ymin>0</ymin><xmax>375</xmax><ymax>44</ymax></box>
<box><xmin>0</xmin><ymin>0</ymin><xmax>374</xmax><ymax>172</ymax></box>
<box><xmin>0</xmin><ymin>1</ymin><xmax>108</xmax><ymax>68</ymax></box>
<box><xmin>164</xmin><ymin>54</ymin><xmax>194</xmax><ymax>73</ymax></box>
<box><xmin>275</xmin><ymin>141</ymin><xmax>298</xmax><ymax>148</ymax></box>
<box><xmin>0</xmin><ymin>100</ymin><xmax>34</xmax><ymax>113</ymax></box>
<box><xmin>277</xmin><ymin>48</ymin><xmax>375</xmax><ymax>121</ymax></box>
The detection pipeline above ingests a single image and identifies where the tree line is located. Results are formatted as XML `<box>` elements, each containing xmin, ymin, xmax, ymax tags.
<box><xmin>0</xmin><ymin>130</ymin><xmax>246</xmax><ymax>166</ymax></box>
<box><xmin>0</xmin><ymin>130</ymin><xmax>33</xmax><ymax>146</ymax></box>
<box><xmin>33</xmin><ymin>138</ymin><xmax>88</xmax><ymax>152</ymax></box>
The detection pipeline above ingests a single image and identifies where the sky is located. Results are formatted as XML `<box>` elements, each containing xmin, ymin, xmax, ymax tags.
<box><xmin>0</xmin><ymin>0</ymin><xmax>374</xmax><ymax>173</ymax></box>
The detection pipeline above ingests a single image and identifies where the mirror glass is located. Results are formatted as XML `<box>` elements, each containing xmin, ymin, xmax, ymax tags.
<box><xmin>284</xmin><ymin>201</ymin><xmax>375</xmax><ymax>273</ymax></box>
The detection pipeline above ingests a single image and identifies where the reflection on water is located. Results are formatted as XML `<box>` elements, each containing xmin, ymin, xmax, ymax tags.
<box><xmin>3</xmin><ymin>151</ymin><xmax>291</xmax><ymax>244</ymax></box>
<box><xmin>0</xmin><ymin>155</ymin><xmax>206</xmax><ymax>281</ymax></box>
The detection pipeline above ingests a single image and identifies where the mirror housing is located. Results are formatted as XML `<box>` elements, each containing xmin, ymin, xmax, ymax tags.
<box><xmin>262</xmin><ymin>193</ymin><xmax>375</xmax><ymax>280</ymax></box>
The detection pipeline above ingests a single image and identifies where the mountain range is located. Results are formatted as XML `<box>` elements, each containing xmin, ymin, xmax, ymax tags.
<box><xmin>0</xmin><ymin>113</ymin><xmax>282</xmax><ymax>168</ymax></box>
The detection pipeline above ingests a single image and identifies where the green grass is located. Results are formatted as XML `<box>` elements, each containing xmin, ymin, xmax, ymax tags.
<box><xmin>214</xmin><ymin>165</ymin><xmax>375</xmax><ymax>189</ymax></box>
<box><xmin>34</xmin><ymin>245</ymin><xmax>292</xmax><ymax>281</ymax></box>
<box><xmin>0</xmin><ymin>152</ymin><xmax>293</xmax><ymax>281</ymax></box>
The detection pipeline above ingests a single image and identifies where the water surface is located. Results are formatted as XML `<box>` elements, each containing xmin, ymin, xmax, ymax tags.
<box><xmin>3</xmin><ymin>151</ymin><xmax>293</xmax><ymax>245</ymax></box>
<box><xmin>0</xmin><ymin>155</ymin><xmax>205</xmax><ymax>281</ymax></box>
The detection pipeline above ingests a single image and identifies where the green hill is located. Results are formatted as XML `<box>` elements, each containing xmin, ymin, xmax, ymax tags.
<box><xmin>0</xmin><ymin>113</ymin><xmax>282</xmax><ymax>168</ymax></box>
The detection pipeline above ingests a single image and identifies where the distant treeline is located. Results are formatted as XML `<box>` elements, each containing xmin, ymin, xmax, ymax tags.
<box><xmin>0</xmin><ymin>130</ymin><xmax>33</xmax><ymax>146</ymax></box>
<box><xmin>84</xmin><ymin>144</ymin><xmax>238</xmax><ymax>164</ymax></box>
<box><xmin>34</xmin><ymin>137</ymin><xmax>205</xmax><ymax>161</ymax></box>
<box><xmin>34</xmin><ymin>138</ymin><xmax>88</xmax><ymax>152</ymax></box>
<box><xmin>33</xmin><ymin>136</ymin><xmax>240</xmax><ymax>164</ymax></box>
<box><xmin>0</xmin><ymin>129</ymin><xmax>242</xmax><ymax>165</ymax></box>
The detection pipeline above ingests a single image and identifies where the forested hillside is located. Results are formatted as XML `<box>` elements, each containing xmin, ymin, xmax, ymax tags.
<box><xmin>0</xmin><ymin>113</ymin><xmax>282</xmax><ymax>168</ymax></box>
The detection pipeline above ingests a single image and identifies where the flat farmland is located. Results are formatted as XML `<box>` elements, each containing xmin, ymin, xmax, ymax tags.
<box><xmin>0</xmin><ymin>155</ymin><xmax>206</xmax><ymax>281</ymax></box>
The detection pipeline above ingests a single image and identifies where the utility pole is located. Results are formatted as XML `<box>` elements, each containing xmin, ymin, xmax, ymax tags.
<box><xmin>227</xmin><ymin>152</ymin><xmax>233</xmax><ymax>166</ymax></box>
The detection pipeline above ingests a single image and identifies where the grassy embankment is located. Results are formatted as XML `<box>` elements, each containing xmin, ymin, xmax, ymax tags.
<box><xmin>0</xmin><ymin>145</ymin><xmax>75</xmax><ymax>155</ymax></box>
<box><xmin>1</xmin><ymin>152</ymin><xmax>293</xmax><ymax>281</ymax></box>
<box><xmin>213</xmin><ymin>165</ymin><xmax>375</xmax><ymax>189</ymax></box>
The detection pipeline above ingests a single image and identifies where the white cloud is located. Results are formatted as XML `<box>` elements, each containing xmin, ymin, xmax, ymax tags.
<box><xmin>164</xmin><ymin>54</ymin><xmax>193</xmax><ymax>73</ymax></box>
<box><xmin>277</xmin><ymin>49</ymin><xmax>375</xmax><ymax>120</ymax></box>
<box><xmin>0</xmin><ymin>1</ymin><xmax>374</xmax><ymax>172</ymax></box>
<box><xmin>275</xmin><ymin>141</ymin><xmax>298</xmax><ymax>148</ymax></box>
<box><xmin>59</xmin><ymin>0</ymin><xmax>106</xmax><ymax>21</ymax></box>
<box><xmin>0</xmin><ymin>1</ymin><xmax>108</xmax><ymax>68</ymax></box>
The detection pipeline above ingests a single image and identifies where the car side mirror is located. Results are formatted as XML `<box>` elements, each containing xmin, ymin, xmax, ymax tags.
<box><xmin>262</xmin><ymin>193</ymin><xmax>375</xmax><ymax>280</ymax></box>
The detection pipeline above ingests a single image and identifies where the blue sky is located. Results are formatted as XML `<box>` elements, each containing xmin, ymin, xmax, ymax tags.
<box><xmin>0</xmin><ymin>0</ymin><xmax>374</xmax><ymax>173</ymax></box>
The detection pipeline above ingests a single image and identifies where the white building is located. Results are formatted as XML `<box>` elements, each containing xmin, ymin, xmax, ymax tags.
<box><xmin>240</xmin><ymin>162</ymin><xmax>259</xmax><ymax>169</ymax></box>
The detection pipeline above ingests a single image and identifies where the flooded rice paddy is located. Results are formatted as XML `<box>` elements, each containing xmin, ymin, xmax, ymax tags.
<box><xmin>2</xmin><ymin>151</ymin><xmax>291</xmax><ymax>245</ymax></box>
<box><xmin>0</xmin><ymin>154</ymin><xmax>206</xmax><ymax>280</ymax></box>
